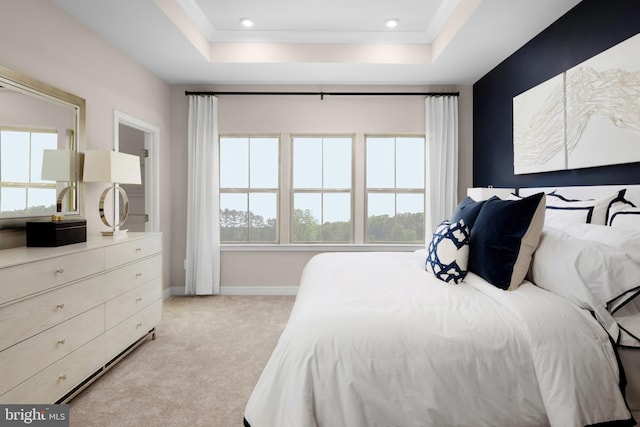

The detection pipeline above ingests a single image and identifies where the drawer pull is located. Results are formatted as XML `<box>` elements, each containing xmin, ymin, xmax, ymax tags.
<box><xmin>136</xmin><ymin>273</ymin><xmax>142</xmax><ymax>278</ymax></box>
<box><xmin>136</xmin><ymin>297</ymin><xmax>143</xmax><ymax>303</ymax></box>
<box><xmin>136</xmin><ymin>322</ymin><xmax>143</xmax><ymax>329</ymax></box>
<box><xmin>58</xmin><ymin>374</ymin><xmax>67</xmax><ymax>381</ymax></box>
<box><xmin>55</xmin><ymin>303</ymin><xmax>65</xmax><ymax>310</ymax></box>
<box><xmin>135</xmin><ymin>248</ymin><xmax>142</xmax><ymax>253</ymax></box>
<box><xmin>57</xmin><ymin>339</ymin><xmax>66</xmax><ymax>345</ymax></box>
<box><xmin>55</xmin><ymin>267</ymin><xmax>65</xmax><ymax>274</ymax></box>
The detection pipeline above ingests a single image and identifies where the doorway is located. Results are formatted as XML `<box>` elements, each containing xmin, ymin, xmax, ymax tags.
<box><xmin>114</xmin><ymin>110</ymin><xmax>160</xmax><ymax>232</ymax></box>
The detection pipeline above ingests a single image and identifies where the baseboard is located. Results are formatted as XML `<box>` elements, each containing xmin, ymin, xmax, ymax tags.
<box><xmin>169</xmin><ymin>287</ymin><xmax>185</xmax><ymax>296</ymax></box>
<box><xmin>168</xmin><ymin>286</ymin><xmax>298</xmax><ymax>296</ymax></box>
<box><xmin>220</xmin><ymin>286</ymin><xmax>298</xmax><ymax>296</ymax></box>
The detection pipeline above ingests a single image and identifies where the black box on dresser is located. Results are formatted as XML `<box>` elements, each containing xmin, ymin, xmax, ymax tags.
<box><xmin>26</xmin><ymin>219</ymin><xmax>87</xmax><ymax>247</ymax></box>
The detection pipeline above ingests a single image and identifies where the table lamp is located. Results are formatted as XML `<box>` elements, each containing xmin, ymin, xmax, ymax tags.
<box><xmin>41</xmin><ymin>149</ymin><xmax>77</xmax><ymax>215</ymax></box>
<box><xmin>82</xmin><ymin>150</ymin><xmax>141</xmax><ymax>236</ymax></box>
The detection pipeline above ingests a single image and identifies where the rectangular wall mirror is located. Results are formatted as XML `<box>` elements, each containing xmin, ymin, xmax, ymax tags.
<box><xmin>0</xmin><ymin>65</ymin><xmax>85</xmax><ymax>229</ymax></box>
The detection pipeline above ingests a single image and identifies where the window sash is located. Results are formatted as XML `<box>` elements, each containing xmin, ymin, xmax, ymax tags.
<box><xmin>0</xmin><ymin>128</ymin><xmax>58</xmax><ymax>216</ymax></box>
<box><xmin>366</xmin><ymin>190</ymin><xmax>425</xmax><ymax>243</ymax></box>
<box><xmin>365</xmin><ymin>135</ymin><xmax>426</xmax><ymax>244</ymax></box>
<box><xmin>292</xmin><ymin>190</ymin><xmax>353</xmax><ymax>243</ymax></box>
<box><xmin>291</xmin><ymin>135</ymin><xmax>354</xmax><ymax>243</ymax></box>
<box><xmin>219</xmin><ymin>135</ymin><xmax>281</xmax><ymax>243</ymax></box>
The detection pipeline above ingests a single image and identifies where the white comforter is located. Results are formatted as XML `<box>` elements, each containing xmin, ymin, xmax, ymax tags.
<box><xmin>244</xmin><ymin>251</ymin><xmax>632</xmax><ymax>427</ymax></box>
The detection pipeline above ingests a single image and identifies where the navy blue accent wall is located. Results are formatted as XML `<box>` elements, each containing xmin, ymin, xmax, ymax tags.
<box><xmin>473</xmin><ymin>0</ymin><xmax>640</xmax><ymax>188</ymax></box>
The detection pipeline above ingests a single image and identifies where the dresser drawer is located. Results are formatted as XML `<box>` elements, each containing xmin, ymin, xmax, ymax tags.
<box><xmin>105</xmin><ymin>277</ymin><xmax>162</xmax><ymax>329</ymax></box>
<box><xmin>0</xmin><ymin>305</ymin><xmax>105</xmax><ymax>396</ymax></box>
<box><xmin>104</xmin><ymin>234</ymin><xmax>161</xmax><ymax>269</ymax></box>
<box><xmin>0</xmin><ymin>334</ymin><xmax>106</xmax><ymax>404</ymax></box>
<box><xmin>0</xmin><ymin>248</ymin><xmax>104</xmax><ymax>305</ymax></box>
<box><xmin>105</xmin><ymin>299</ymin><xmax>162</xmax><ymax>361</ymax></box>
<box><xmin>0</xmin><ymin>275</ymin><xmax>105</xmax><ymax>351</ymax></box>
<box><xmin>104</xmin><ymin>254</ymin><xmax>161</xmax><ymax>301</ymax></box>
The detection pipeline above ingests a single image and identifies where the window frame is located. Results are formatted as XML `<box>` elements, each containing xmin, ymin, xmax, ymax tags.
<box><xmin>218</xmin><ymin>132</ymin><xmax>426</xmax><ymax>249</ymax></box>
<box><xmin>364</xmin><ymin>134</ymin><xmax>426</xmax><ymax>244</ymax></box>
<box><xmin>290</xmin><ymin>134</ymin><xmax>355</xmax><ymax>244</ymax></box>
<box><xmin>218</xmin><ymin>134</ymin><xmax>281</xmax><ymax>244</ymax></box>
<box><xmin>0</xmin><ymin>127</ymin><xmax>58</xmax><ymax>216</ymax></box>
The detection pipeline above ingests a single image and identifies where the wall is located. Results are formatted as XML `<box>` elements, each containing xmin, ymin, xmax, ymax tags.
<box><xmin>473</xmin><ymin>0</ymin><xmax>640</xmax><ymax>188</ymax></box>
<box><xmin>0</xmin><ymin>0</ymin><xmax>473</xmax><ymax>294</ymax></box>
<box><xmin>169</xmin><ymin>85</ymin><xmax>473</xmax><ymax>292</ymax></box>
<box><xmin>0</xmin><ymin>0</ymin><xmax>173</xmax><ymax>291</ymax></box>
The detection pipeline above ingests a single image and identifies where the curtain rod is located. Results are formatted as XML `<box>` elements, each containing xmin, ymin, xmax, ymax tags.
<box><xmin>185</xmin><ymin>90</ymin><xmax>459</xmax><ymax>100</ymax></box>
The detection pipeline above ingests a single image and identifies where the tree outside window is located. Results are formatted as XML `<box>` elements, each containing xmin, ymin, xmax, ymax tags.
<box><xmin>292</xmin><ymin>136</ymin><xmax>353</xmax><ymax>243</ymax></box>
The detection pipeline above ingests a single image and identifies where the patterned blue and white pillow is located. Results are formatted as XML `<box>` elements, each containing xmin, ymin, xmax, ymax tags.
<box><xmin>425</xmin><ymin>219</ymin><xmax>471</xmax><ymax>284</ymax></box>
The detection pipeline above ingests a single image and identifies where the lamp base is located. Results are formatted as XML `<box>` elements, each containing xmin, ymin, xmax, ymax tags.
<box><xmin>101</xmin><ymin>228</ymin><xmax>128</xmax><ymax>237</ymax></box>
<box><xmin>98</xmin><ymin>184</ymin><xmax>130</xmax><ymax>235</ymax></box>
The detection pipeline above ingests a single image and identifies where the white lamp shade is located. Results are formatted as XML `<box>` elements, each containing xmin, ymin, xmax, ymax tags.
<box><xmin>41</xmin><ymin>149</ymin><xmax>75</xmax><ymax>182</ymax></box>
<box><xmin>82</xmin><ymin>150</ymin><xmax>141</xmax><ymax>184</ymax></box>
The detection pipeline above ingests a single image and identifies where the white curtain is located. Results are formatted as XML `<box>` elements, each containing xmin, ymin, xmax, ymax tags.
<box><xmin>185</xmin><ymin>95</ymin><xmax>220</xmax><ymax>295</ymax></box>
<box><xmin>425</xmin><ymin>95</ymin><xmax>459</xmax><ymax>235</ymax></box>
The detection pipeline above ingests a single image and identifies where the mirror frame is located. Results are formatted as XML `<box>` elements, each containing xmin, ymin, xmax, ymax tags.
<box><xmin>0</xmin><ymin>64</ymin><xmax>86</xmax><ymax>229</ymax></box>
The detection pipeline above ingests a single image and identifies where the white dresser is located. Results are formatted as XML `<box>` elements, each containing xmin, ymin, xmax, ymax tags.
<box><xmin>0</xmin><ymin>232</ymin><xmax>162</xmax><ymax>403</ymax></box>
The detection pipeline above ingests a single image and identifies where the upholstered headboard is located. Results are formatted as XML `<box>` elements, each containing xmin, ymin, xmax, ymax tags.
<box><xmin>518</xmin><ymin>185</ymin><xmax>640</xmax><ymax>207</ymax></box>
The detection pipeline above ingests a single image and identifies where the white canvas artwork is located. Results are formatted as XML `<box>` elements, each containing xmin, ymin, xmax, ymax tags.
<box><xmin>566</xmin><ymin>33</ymin><xmax>640</xmax><ymax>170</ymax></box>
<box><xmin>513</xmin><ymin>74</ymin><xmax>566</xmax><ymax>174</ymax></box>
<box><xmin>513</xmin><ymin>33</ymin><xmax>640</xmax><ymax>175</ymax></box>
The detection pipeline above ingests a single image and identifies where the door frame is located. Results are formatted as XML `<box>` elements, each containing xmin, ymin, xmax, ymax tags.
<box><xmin>113</xmin><ymin>110</ymin><xmax>160</xmax><ymax>232</ymax></box>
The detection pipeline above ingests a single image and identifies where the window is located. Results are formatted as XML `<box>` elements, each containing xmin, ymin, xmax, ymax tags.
<box><xmin>0</xmin><ymin>128</ymin><xmax>58</xmax><ymax>217</ymax></box>
<box><xmin>219</xmin><ymin>136</ymin><xmax>279</xmax><ymax>242</ymax></box>
<box><xmin>218</xmin><ymin>133</ymin><xmax>425</xmax><ymax>246</ymax></box>
<box><xmin>292</xmin><ymin>136</ymin><xmax>353</xmax><ymax>242</ymax></box>
<box><xmin>366</xmin><ymin>136</ymin><xmax>425</xmax><ymax>243</ymax></box>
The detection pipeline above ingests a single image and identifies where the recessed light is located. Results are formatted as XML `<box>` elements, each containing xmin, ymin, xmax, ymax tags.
<box><xmin>385</xmin><ymin>18</ymin><xmax>399</xmax><ymax>29</ymax></box>
<box><xmin>240</xmin><ymin>18</ymin><xmax>254</xmax><ymax>28</ymax></box>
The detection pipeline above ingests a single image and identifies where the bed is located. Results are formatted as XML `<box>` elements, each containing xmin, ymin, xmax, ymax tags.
<box><xmin>244</xmin><ymin>185</ymin><xmax>640</xmax><ymax>427</ymax></box>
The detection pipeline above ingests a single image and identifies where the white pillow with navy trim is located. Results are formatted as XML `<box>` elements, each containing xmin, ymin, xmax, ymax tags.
<box><xmin>545</xmin><ymin>206</ymin><xmax>593</xmax><ymax>228</ymax></box>
<box><xmin>561</xmin><ymin>223</ymin><xmax>640</xmax><ymax>265</ymax></box>
<box><xmin>425</xmin><ymin>219</ymin><xmax>470</xmax><ymax>284</ymax></box>
<box><xmin>609</xmin><ymin>207</ymin><xmax>640</xmax><ymax>230</ymax></box>
<box><xmin>531</xmin><ymin>227</ymin><xmax>640</xmax><ymax>341</ymax></box>
<box><xmin>545</xmin><ymin>190</ymin><xmax>626</xmax><ymax>226</ymax></box>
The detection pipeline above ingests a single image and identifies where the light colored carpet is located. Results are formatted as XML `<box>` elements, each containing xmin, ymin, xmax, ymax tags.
<box><xmin>69</xmin><ymin>295</ymin><xmax>295</xmax><ymax>427</ymax></box>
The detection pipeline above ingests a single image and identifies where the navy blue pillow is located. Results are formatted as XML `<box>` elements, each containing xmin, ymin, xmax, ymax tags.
<box><xmin>468</xmin><ymin>193</ymin><xmax>545</xmax><ymax>291</ymax></box>
<box><xmin>451</xmin><ymin>196</ymin><xmax>496</xmax><ymax>230</ymax></box>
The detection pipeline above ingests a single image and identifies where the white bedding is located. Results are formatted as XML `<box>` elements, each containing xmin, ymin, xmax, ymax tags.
<box><xmin>244</xmin><ymin>251</ymin><xmax>632</xmax><ymax>427</ymax></box>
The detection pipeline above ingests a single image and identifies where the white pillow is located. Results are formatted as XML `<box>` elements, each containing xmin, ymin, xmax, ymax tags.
<box><xmin>531</xmin><ymin>227</ymin><xmax>640</xmax><ymax>340</ymax></box>
<box><xmin>560</xmin><ymin>223</ymin><xmax>640</xmax><ymax>265</ymax></box>
<box><xmin>609</xmin><ymin>206</ymin><xmax>640</xmax><ymax>231</ymax></box>
<box><xmin>545</xmin><ymin>190</ymin><xmax>626</xmax><ymax>226</ymax></box>
<box><xmin>544</xmin><ymin>206</ymin><xmax>592</xmax><ymax>229</ymax></box>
